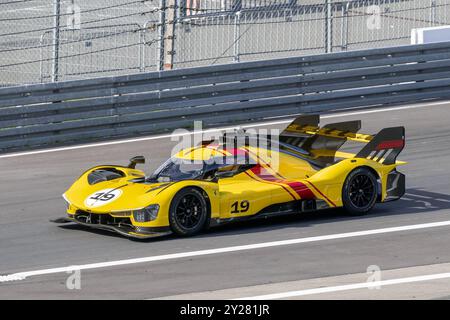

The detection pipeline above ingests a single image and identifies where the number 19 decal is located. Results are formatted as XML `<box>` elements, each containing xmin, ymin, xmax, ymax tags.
<box><xmin>231</xmin><ymin>200</ymin><xmax>250</xmax><ymax>214</ymax></box>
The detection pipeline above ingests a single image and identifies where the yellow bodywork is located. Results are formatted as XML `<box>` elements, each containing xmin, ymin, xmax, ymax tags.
<box><xmin>61</xmin><ymin>114</ymin><xmax>406</xmax><ymax>239</ymax></box>
<box><xmin>63</xmin><ymin>144</ymin><xmax>405</xmax><ymax>231</ymax></box>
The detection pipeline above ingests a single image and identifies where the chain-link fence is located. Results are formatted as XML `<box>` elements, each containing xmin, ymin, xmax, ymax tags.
<box><xmin>38</xmin><ymin>24</ymin><xmax>158</xmax><ymax>82</ymax></box>
<box><xmin>1</xmin><ymin>0</ymin><xmax>450</xmax><ymax>86</ymax></box>
<box><xmin>174</xmin><ymin>0</ymin><xmax>450</xmax><ymax>68</ymax></box>
<box><xmin>0</xmin><ymin>0</ymin><xmax>160</xmax><ymax>86</ymax></box>
<box><xmin>179</xmin><ymin>0</ymin><xmax>301</xmax><ymax>16</ymax></box>
<box><xmin>339</xmin><ymin>0</ymin><xmax>450</xmax><ymax>51</ymax></box>
<box><xmin>174</xmin><ymin>3</ymin><xmax>327</xmax><ymax>68</ymax></box>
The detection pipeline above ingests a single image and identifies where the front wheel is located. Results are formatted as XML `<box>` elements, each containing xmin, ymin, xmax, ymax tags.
<box><xmin>169</xmin><ymin>187</ymin><xmax>209</xmax><ymax>236</ymax></box>
<box><xmin>342</xmin><ymin>167</ymin><xmax>378</xmax><ymax>216</ymax></box>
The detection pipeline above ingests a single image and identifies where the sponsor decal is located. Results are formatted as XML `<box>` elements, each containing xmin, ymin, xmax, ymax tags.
<box><xmin>84</xmin><ymin>188</ymin><xmax>123</xmax><ymax>208</ymax></box>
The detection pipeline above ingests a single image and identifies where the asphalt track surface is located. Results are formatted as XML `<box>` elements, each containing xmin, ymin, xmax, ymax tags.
<box><xmin>1</xmin><ymin>101</ymin><xmax>450</xmax><ymax>299</ymax></box>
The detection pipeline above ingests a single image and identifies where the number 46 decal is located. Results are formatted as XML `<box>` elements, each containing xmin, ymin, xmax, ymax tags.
<box><xmin>231</xmin><ymin>200</ymin><xmax>250</xmax><ymax>214</ymax></box>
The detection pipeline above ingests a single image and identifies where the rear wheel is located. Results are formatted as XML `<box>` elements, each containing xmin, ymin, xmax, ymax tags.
<box><xmin>169</xmin><ymin>187</ymin><xmax>208</xmax><ymax>236</ymax></box>
<box><xmin>342</xmin><ymin>167</ymin><xmax>378</xmax><ymax>215</ymax></box>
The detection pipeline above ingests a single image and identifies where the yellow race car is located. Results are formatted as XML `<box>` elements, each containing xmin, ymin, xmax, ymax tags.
<box><xmin>53</xmin><ymin>115</ymin><xmax>406</xmax><ymax>239</ymax></box>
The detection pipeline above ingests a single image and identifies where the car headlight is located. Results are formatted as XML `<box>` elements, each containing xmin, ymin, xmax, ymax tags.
<box><xmin>133</xmin><ymin>204</ymin><xmax>160</xmax><ymax>222</ymax></box>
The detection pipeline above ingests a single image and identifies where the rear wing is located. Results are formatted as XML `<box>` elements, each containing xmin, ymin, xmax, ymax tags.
<box><xmin>355</xmin><ymin>126</ymin><xmax>405</xmax><ymax>165</ymax></box>
<box><xmin>280</xmin><ymin>115</ymin><xmax>405</xmax><ymax>165</ymax></box>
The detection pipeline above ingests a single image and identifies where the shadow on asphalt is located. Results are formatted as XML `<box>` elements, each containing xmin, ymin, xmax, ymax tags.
<box><xmin>199</xmin><ymin>188</ymin><xmax>450</xmax><ymax>238</ymax></box>
<box><xmin>58</xmin><ymin>188</ymin><xmax>450</xmax><ymax>242</ymax></box>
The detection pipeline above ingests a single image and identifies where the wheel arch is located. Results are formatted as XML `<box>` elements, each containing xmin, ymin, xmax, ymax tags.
<box><xmin>352</xmin><ymin>165</ymin><xmax>381</xmax><ymax>182</ymax></box>
<box><xmin>341</xmin><ymin>165</ymin><xmax>379</xmax><ymax>215</ymax></box>
<box><xmin>353</xmin><ymin>165</ymin><xmax>382</xmax><ymax>200</ymax></box>
<box><xmin>180</xmin><ymin>186</ymin><xmax>212</xmax><ymax>216</ymax></box>
<box><xmin>171</xmin><ymin>185</ymin><xmax>212</xmax><ymax>228</ymax></box>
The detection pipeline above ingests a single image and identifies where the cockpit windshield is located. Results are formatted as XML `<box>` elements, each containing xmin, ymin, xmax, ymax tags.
<box><xmin>146</xmin><ymin>154</ymin><xmax>258</xmax><ymax>183</ymax></box>
<box><xmin>148</xmin><ymin>158</ymin><xmax>205</xmax><ymax>182</ymax></box>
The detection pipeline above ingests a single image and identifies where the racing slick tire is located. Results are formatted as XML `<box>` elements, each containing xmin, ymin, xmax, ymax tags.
<box><xmin>342</xmin><ymin>167</ymin><xmax>378</xmax><ymax>216</ymax></box>
<box><xmin>169</xmin><ymin>187</ymin><xmax>209</xmax><ymax>236</ymax></box>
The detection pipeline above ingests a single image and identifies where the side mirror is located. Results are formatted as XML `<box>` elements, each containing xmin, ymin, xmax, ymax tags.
<box><xmin>214</xmin><ymin>170</ymin><xmax>236</xmax><ymax>179</ymax></box>
<box><xmin>128</xmin><ymin>156</ymin><xmax>145</xmax><ymax>169</ymax></box>
<box><xmin>213</xmin><ymin>164</ymin><xmax>255</xmax><ymax>180</ymax></box>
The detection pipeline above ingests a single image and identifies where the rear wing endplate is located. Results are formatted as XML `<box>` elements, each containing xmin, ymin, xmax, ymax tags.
<box><xmin>355</xmin><ymin>126</ymin><xmax>405</xmax><ymax>165</ymax></box>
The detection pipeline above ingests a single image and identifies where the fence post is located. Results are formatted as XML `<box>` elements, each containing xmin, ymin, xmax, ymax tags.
<box><xmin>233</xmin><ymin>11</ymin><xmax>241</xmax><ymax>63</ymax></box>
<box><xmin>341</xmin><ymin>1</ymin><xmax>350</xmax><ymax>51</ymax></box>
<box><xmin>430</xmin><ymin>0</ymin><xmax>437</xmax><ymax>26</ymax></box>
<box><xmin>51</xmin><ymin>0</ymin><xmax>61</xmax><ymax>82</ymax></box>
<box><xmin>39</xmin><ymin>33</ymin><xmax>45</xmax><ymax>83</ymax></box>
<box><xmin>157</xmin><ymin>0</ymin><xmax>166</xmax><ymax>71</ymax></box>
<box><xmin>139</xmin><ymin>28</ymin><xmax>145</xmax><ymax>72</ymax></box>
<box><xmin>163</xmin><ymin>0</ymin><xmax>176</xmax><ymax>70</ymax></box>
<box><xmin>325</xmin><ymin>0</ymin><xmax>333</xmax><ymax>53</ymax></box>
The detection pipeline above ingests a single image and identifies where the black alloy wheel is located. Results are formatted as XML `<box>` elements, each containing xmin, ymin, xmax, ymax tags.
<box><xmin>342</xmin><ymin>167</ymin><xmax>378</xmax><ymax>215</ymax></box>
<box><xmin>169</xmin><ymin>187</ymin><xmax>208</xmax><ymax>236</ymax></box>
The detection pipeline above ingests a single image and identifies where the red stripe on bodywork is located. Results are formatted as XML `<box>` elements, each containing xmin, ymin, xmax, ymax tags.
<box><xmin>250</xmin><ymin>164</ymin><xmax>279</xmax><ymax>181</ymax></box>
<box><xmin>242</xmin><ymin>147</ymin><xmax>333</xmax><ymax>206</ymax></box>
<box><xmin>222</xmin><ymin>148</ymin><xmax>247</xmax><ymax>156</ymax></box>
<box><xmin>244</xmin><ymin>147</ymin><xmax>287</xmax><ymax>180</ymax></box>
<box><xmin>250</xmin><ymin>165</ymin><xmax>316</xmax><ymax>201</ymax></box>
<box><xmin>376</xmin><ymin>139</ymin><xmax>404</xmax><ymax>150</ymax></box>
<box><xmin>306</xmin><ymin>181</ymin><xmax>336</xmax><ymax>207</ymax></box>
<box><xmin>244</xmin><ymin>171</ymin><xmax>297</xmax><ymax>201</ymax></box>
<box><xmin>286</xmin><ymin>181</ymin><xmax>315</xmax><ymax>199</ymax></box>
<box><xmin>206</xmin><ymin>145</ymin><xmax>229</xmax><ymax>156</ymax></box>
<box><xmin>248</xmin><ymin>165</ymin><xmax>297</xmax><ymax>200</ymax></box>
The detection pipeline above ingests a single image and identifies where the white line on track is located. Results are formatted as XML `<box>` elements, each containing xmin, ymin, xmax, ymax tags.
<box><xmin>2</xmin><ymin>219</ymin><xmax>450</xmax><ymax>283</ymax></box>
<box><xmin>405</xmin><ymin>193</ymin><xmax>433</xmax><ymax>199</ymax></box>
<box><xmin>0</xmin><ymin>100</ymin><xmax>447</xmax><ymax>160</ymax></box>
<box><xmin>234</xmin><ymin>272</ymin><xmax>450</xmax><ymax>300</ymax></box>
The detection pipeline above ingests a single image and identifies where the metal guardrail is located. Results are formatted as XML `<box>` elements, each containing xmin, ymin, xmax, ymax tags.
<box><xmin>1</xmin><ymin>41</ymin><xmax>450</xmax><ymax>153</ymax></box>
